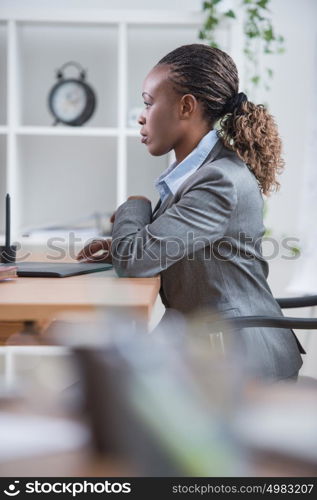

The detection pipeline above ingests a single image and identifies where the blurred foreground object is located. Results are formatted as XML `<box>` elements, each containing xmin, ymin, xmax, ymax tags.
<box><xmin>51</xmin><ymin>309</ymin><xmax>242</xmax><ymax>476</ymax></box>
<box><xmin>1</xmin><ymin>308</ymin><xmax>317</xmax><ymax>477</ymax></box>
<box><xmin>233</xmin><ymin>381</ymin><xmax>317</xmax><ymax>477</ymax></box>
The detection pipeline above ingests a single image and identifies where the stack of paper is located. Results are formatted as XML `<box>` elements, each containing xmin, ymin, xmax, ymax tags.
<box><xmin>0</xmin><ymin>265</ymin><xmax>17</xmax><ymax>282</ymax></box>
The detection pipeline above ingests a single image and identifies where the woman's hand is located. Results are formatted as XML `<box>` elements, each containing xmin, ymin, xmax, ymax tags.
<box><xmin>76</xmin><ymin>198</ymin><xmax>148</xmax><ymax>263</ymax></box>
<box><xmin>76</xmin><ymin>238</ymin><xmax>112</xmax><ymax>263</ymax></box>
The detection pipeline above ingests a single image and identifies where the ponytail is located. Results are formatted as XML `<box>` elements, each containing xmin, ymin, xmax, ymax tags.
<box><xmin>218</xmin><ymin>100</ymin><xmax>284</xmax><ymax>195</ymax></box>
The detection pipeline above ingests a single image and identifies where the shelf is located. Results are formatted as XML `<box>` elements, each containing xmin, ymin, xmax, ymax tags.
<box><xmin>125</xmin><ymin>128</ymin><xmax>141</xmax><ymax>137</ymax></box>
<box><xmin>14</xmin><ymin>126</ymin><xmax>141</xmax><ymax>137</ymax></box>
<box><xmin>15</xmin><ymin>126</ymin><xmax>120</xmax><ymax>137</ymax></box>
<box><xmin>0</xmin><ymin>10</ymin><xmax>203</xmax><ymax>26</ymax></box>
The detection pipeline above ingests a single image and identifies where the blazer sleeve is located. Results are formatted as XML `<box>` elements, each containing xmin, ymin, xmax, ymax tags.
<box><xmin>111</xmin><ymin>164</ymin><xmax>237</xmax><ymax>277</ymax></box>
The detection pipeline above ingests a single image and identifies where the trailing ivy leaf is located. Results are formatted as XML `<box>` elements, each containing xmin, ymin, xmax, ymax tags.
<box><xmin>266</xmin><ymin>68</ymin><xmax>273</xmax><ymax>78</ymax></box>
<box><xmin>248</xmin><ymin>8</ymin><xmax>264</xmax><ymax>20</ymax></box>
<box><xmin>251</xmin><ymin>75</ymin><xmax>260</xmax><ymax>85</ymax></box>
<box><xmin>256</xmin><ymin>0</ymin><xmax>269</xmax><ymax>9</ymax></box>
<box><xmin>205</xmin><ymin>16</ymin><xmax>219</xmax><ymax>30</ymax></box>
<box><xmin>202</xmin><ymin>2</ymin><xmax>212</xmax><ymax>10</ymax></box>
<box><xmin>246</xmin><ymin>28</ymin><xmax>259</xmax><ymax>38</ymax></box>
<box><xmin>248</xmin><ymin>8</ymin><xmax>259</xmax><ymax>18</ymax></box>
<box><xmin>225</xmin><ymin>9</ymin><xmax>236</xmax><ymax>19</ymax></box>
<box><xmin>263</xmin><ymin>27</ymin><xmax>274</xmax><ymax>41</ymax></box>
<box><xmin>198</xmin><ymin>30</ymin><xmax>206</xmax><ymax>40</ymax></box>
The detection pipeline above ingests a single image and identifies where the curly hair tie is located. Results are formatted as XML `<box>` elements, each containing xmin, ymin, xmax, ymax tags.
<box><xmin>223</xmin><ymin>92</ymin><xmax>248</xmax><ymax>114</ymax></box>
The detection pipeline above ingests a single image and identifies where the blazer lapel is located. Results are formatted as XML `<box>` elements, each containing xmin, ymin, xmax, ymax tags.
<box><xmin>152</xmin><ymin>138</ymin><xmax>224</xmax><ymax>220</ymax></box>
<box><xmin>152</xmin><ymin>194</ymin><xmax>174</xmax><ymax>220</ymax></box>
<box><xmin>152</xmin><ymin>198</ymin><xmax>161</xmax><ymax>215</ymax></box>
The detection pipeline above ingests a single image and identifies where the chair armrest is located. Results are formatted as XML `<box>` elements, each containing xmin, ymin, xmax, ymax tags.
<box><xmin>276</xmin><ymin>295</ymin><xmax>317</xmax><ymax>309</ymax></box>
<box><xmin>214</xmin><ymin>315</ymin><xmax>317</xmax><ymax>330</ymax></box>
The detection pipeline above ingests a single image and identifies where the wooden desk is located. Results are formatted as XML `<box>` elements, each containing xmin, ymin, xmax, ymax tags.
<box><xmin>0</xmin><ymin>269</ymin><xmax>160</xmax><ymax>324</ymax></box>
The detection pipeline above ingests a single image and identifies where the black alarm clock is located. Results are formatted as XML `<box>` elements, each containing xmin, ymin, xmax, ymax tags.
<box><xmin>48</xmin><ymin>61</ymin><xmax>97</xmax><ymax>126</ymax></box>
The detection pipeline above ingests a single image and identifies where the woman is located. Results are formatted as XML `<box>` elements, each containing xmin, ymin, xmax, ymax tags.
<box><xmin>77</xmin><ymin>44</ymin><xmax>304</xmax><ymax>381</ymax></box>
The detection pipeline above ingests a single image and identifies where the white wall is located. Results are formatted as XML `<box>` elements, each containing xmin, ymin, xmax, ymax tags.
<box><xmin>263</xmin><ymin>0</ymin><xmax>317</xmax><ymax>241</ymax></box>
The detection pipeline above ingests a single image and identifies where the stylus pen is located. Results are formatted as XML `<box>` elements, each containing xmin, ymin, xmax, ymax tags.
<box><xmin>5</xmin><ymin>193</ymin><xmax>10</xmax><ymax>249</ymax></box>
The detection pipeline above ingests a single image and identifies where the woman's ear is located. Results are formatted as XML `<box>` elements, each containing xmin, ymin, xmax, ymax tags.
<box><xmin>179</xmin><ymin>94</ymin><xmax>198</xmax><ymax>120</ymax></box>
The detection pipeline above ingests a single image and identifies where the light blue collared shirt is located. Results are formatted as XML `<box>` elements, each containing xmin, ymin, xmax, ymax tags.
<box><xmin>155</xmin><ymin>129</ymin><xmax>219</xmax><ymax>202</ymax></box>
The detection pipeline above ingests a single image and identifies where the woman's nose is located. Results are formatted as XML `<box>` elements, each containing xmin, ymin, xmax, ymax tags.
<box><xmin>138</xmin><ymin>113</ymin><xmax>145</xmax><ymax>125</ymax></box>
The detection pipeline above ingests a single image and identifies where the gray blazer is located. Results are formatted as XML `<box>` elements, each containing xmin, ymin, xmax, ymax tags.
<box><xmin>112</xmin><ymin>139</ymin><xmax>303</xmax><ymax>380</ymax></box>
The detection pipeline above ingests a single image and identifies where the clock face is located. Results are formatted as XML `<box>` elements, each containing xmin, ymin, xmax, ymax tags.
<box><xmin>51</xmin><ymin>81</ymin><xmax>87</xmax><ymax>123</ymax></box>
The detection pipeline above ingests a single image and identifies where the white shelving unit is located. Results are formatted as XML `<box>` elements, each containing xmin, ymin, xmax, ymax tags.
<box><xmin>0</xmin><ymin>7</ymin><xmax>241</xmax><ymax>381</ymax></box>
<box><xmin>0</xmin><ymin>8</ymin><xmax>238</xmax><ymax>241</ymax></box>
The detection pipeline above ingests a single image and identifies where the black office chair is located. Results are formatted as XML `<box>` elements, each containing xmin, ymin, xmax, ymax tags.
<box><xmin>211</xmin><ymin>295</ymin><xmax>317</xmax><ymax>384</ymax></box>
<box><xmin>224</xmin><ymin>294</ymin><xmax>317</xmax><ymax>331</ymax></box>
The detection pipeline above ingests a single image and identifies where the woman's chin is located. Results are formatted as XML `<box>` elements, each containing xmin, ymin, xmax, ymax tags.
<box><xmin>147</xmin><ymin>143</ymin><xmax>170</xmax><ymax>157</ymax></box>
<box><xmin>147</xmin><ymin>144</ymin><xmax>160</xmax><ymax>156</ymax></box>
